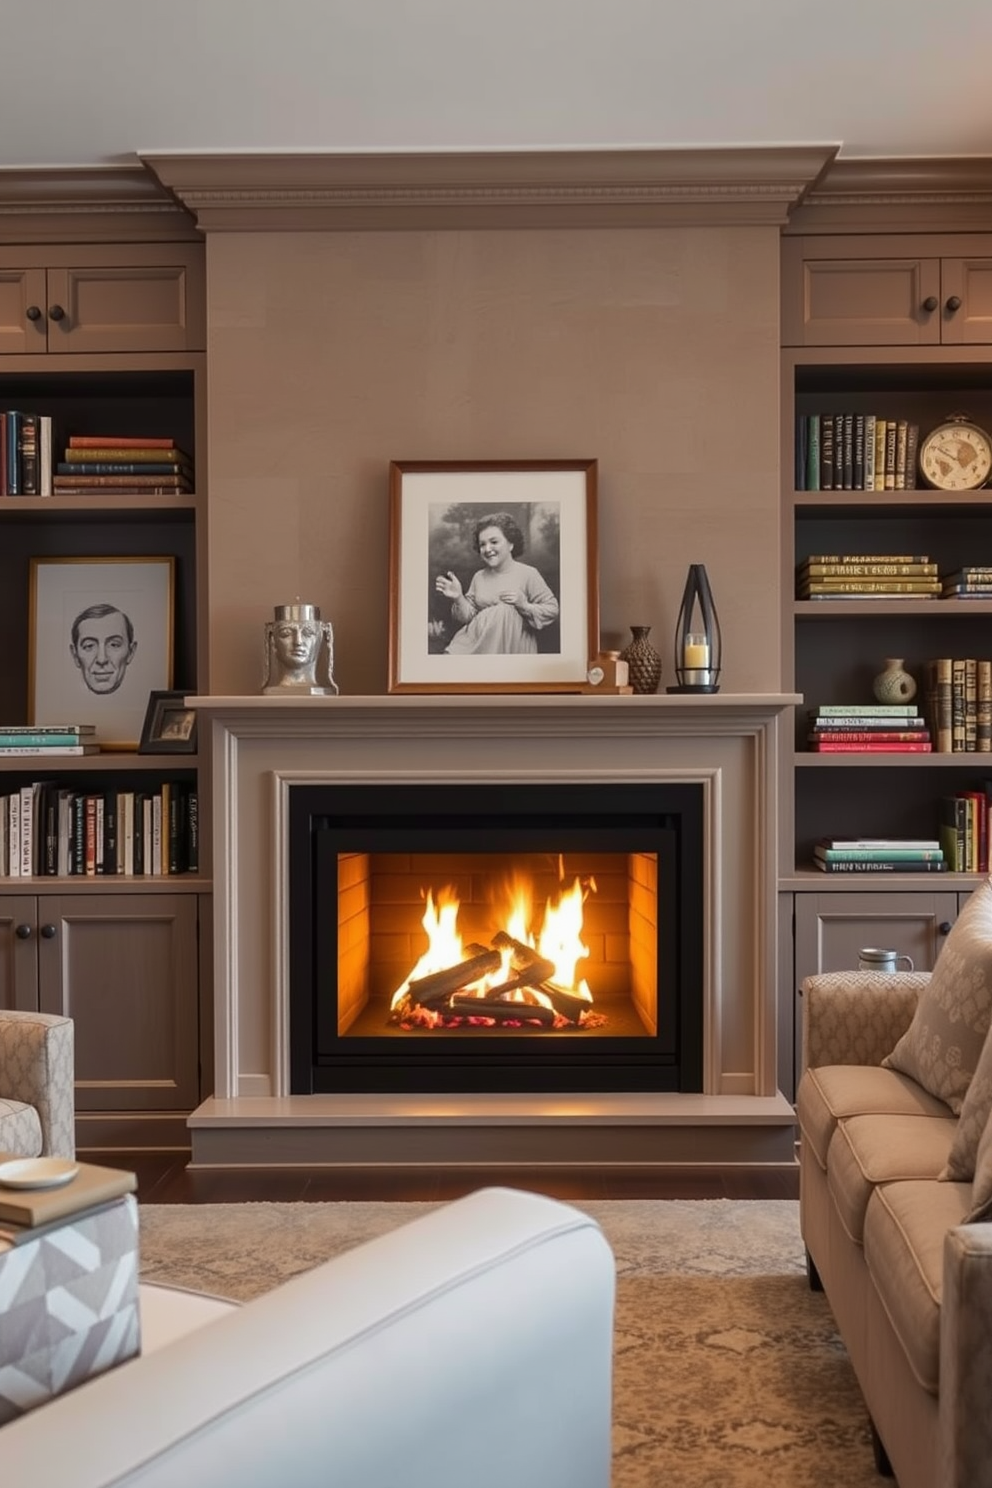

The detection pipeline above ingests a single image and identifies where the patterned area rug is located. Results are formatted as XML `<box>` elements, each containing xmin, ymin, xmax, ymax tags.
<box><xmin>138</xmin><ymin>1197</ymin><xmax>878</xmax><ymax>1488</ymax></box>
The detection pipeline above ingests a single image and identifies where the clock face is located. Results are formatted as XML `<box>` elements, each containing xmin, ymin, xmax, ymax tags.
<box><xmin>919</xmin><ymin>420</ymin><xmax>992</xmax><ymax>492</ymax></box>
<box><xmin>586</xmin><ymin>664</ymin><xmax>605</xmax><ymax>686</ymax></box>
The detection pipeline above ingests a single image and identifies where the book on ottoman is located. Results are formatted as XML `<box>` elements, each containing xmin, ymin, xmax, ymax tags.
<box><xmin>0</xmin><ymin>1158</ymin><xmax>136</xmax><ymax>1230</ymax></box>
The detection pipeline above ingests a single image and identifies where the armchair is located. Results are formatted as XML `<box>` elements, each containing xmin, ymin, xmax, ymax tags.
<box><xmin>0</xmin><ymin>1011</ymin><xmax>74</xmax><ymax>1160</ymax></box>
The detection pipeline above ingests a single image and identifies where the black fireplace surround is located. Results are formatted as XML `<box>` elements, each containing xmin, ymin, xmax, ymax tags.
<box><xmin>289</xmin><ymin>781</ymin><xmax>704</xmax><ymax>1094</ymax></box>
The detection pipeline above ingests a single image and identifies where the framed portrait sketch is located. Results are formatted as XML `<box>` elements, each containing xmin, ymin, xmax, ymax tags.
<box><xmin>28</xmin><ymin>556</ymin><xmax>174</xmax><ymax>750</ymax></box>
<box><xmin>388</xmin><ymin>459</ymin><xmax>598</xmax><ymax>694</ymax></box>
<box><xmin>138</xmin><ymin>690</ymin><xmax>197</xmax><ymax>754</ymax></box>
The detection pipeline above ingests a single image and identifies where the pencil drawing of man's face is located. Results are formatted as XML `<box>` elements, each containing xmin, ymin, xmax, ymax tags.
<box><xmin>70</xmin><ymin>604</ymin><xmax>137</xmax><ymax>695</ymax></box>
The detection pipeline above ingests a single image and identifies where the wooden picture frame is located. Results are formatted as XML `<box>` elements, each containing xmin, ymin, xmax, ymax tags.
<box><xmin>28</xmin><ymin>556</ymin><xmax>174</xmax><ymax>750</ymax></box>
<box><xmin>388</xmin><ymin>459</ymin><xmax>598</xmax><ymax>693</ymax></box>
<box><xmin>138</xmin><ymin>690</ymin><xmax>198</xmax><ymax>754</ymax></box>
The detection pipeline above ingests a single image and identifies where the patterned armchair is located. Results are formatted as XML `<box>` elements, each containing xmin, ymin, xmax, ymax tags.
<box><xmin>0</xmin><ymin>1012</ymin><xmax>74</xmax><ymax>1161</ymax></box>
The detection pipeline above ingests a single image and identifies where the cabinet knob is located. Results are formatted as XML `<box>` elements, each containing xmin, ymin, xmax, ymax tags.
<box><xmin>40</xmin><ymin>923</ymin><xmax>57</xmax><ymax>940</ymax></box>
<box><xmin>14</xmin><ymin>923</ymin><xmax>32</xmax><ymax>940</ymax></box>
<box><xmin>938</xmin><ymin>921</ymin><xmax>953</xmax><ymax>935</ymax></box>
<box><xmin>48</xmin><ymin>303</ymin><xmax>66</xmax><ymax>322</ymax></box>
<box><xmin>25</xmin><ymin>304</ymin><xmax>42</xmax><ymax>322</ymax></box>
<box><xmin>922</xmin><ymin>296</ymin><xmax>938</xmax><ymax>312</ymax></box>
<box><xmin>945</xmin><ymin>296</ymin><xmax>963</xmax><ymax>313</ymax></box>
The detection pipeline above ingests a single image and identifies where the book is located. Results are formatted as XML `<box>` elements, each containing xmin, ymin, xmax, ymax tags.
<box><xmin>63</xmin><ymin>446</ymin><xmax>190</xmax><ymax>464</ymax></box>
<box><xmin>852</xmin><ymin>412</ymin><xmax>865</xmax><ymax>489</ymax></box>
<box><xmin>873</xmin><ymin>418</ymin><xmax>887</xmax><ymax>490</ymax></box>
<box><xmin>814</xmin><ymin>846</ymin><xmax>945</xmax><ymax>862</ymax></box>
<box><xmin>819</xmin><ymin>838</ymin><xmax>942</xmax><ymax>848</ymax></box>
<box><xmin>68</xmin><ymin>435</ymin><xmax>178</xmax><ymax>449</ymax></box>
<box><xmin>819</xmin><ymin>413</ymin><xmax>835</xmax><ymax>489</ymax></box>
<box><xmin>807</xmin><ymin>731</ymin><xmax>930</xmax><ymax>743</ymax></box>
<box><xmin>904</xmin><ymin>422</ymin><xmax>920</xmax><ymax>487</ymax></box>
<box><xmin>979</xmin><ymin>660</ymin><xmax>992</xmax><ymax>751</ymax></box>
<box><xmin>940</xmin><ymin>796</ymin><xmax>970</xmax><ymax>871</ymax></box>
<box><xmin>799</xmin><ymin>579</ymin><xmax>941</xmax><ymax>594</ymax></box>
<box><xmin>0</xmin><ymin>723</ymin><xmax>95</xmax><ymax>734</ymax></box>
<box><xmin>0</xmin><ymin>1160</ymin><xmax>136</xmax><ymax>1228</ymax></box>
<box><xmin>52</xmin><ymin>472</ymin><xmax>191</xmax><ymax>488</ymax></box>
<box><xmin>884</xmin><ymin>421</ymin><xmax>898</xmax><ymax>489</ymax></box>
<box><xmin>0</xmin><ymin>744</ymin><xmax>99</xmax><ymax>756</ymax></box>
<box><xmin>863</xmin><ymin>413</ymin><xmax>876</xmax><ymax>490</ymax></box>
<box><xmin>813</xmin><ymin>704</ymin><xmax>920</xmax><ymax>716</ymax></box>
<box><xmin>55</xmin><ymin>462</ymin><xmax>192</xmax><ymax>477</ymax></box>
<box><xmin>805</xmin><ymin>413</ymin><xmax>820</xmax><ymax>491</ymax></box>
<box><xmin>804</xmin><ymin>554</ymin><xmax>931</xmax><ymax>564</ymax></box>
<box><xmin>0</xmin><ymin>730</ymin><xmax>96</xmax><ymax>747</ymax></box>
<box><xmin>799</xmin><ymin>562</ymin><xmax>938</xmax><ymax>577</ymax></box>
<box><xmin>795</xmin><ymin>414</ymin><xmax>807</xmax><ymax>490</ymax></box>
<box><xmin>895</xmin><ymin>419</ymin><xmax>909</xmax><ymax>489</ymax></box>
<box><xmin>807</xmin><ymin>740</ymin><xmax>932</xmax><ymax>752</ymax></box>
<box><xmin>813</xmin><ymin>858</ymin><xmax>948</xmax><ymax>873</ymax></box>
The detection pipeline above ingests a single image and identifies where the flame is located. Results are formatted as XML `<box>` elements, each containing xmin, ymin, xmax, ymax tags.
<box><xmin>391</xmin><ymin>870</ymin><xmax>595</xmax><ymax>1013</ymax></box>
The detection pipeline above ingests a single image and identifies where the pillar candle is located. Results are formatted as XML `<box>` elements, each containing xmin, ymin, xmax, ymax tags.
<box><xmin>683</xmin><ymin>636</ymin><xmax>710</xmax><ymax>669</ymax></box>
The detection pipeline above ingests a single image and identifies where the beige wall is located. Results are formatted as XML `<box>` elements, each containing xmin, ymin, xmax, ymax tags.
<box><xmin>203</xmin><ymin>224</ymin><xmax>781</xmax><ymax>696</ymax></box>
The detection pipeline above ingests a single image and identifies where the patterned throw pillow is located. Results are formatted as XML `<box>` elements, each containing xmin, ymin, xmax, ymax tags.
<box><xmin>882</xmin><ymin>877</ymin><xmax>992</xmax><ymax>1115</ymax></box>
<box><xmin>942</xmin><ymin>1021</ymin><xmax>992</xmax><ymax>1181</ymax></box>
<box><xmin>966</xmin><ymin>1106</ymin><xmax>992</xmax><ymax>1221</ymax></box>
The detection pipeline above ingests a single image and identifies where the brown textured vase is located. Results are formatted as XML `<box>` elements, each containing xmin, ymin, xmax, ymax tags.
<box><xmin>620</xmin><ymin>626</ymin><xmax>662</xmax><ymax>695</ymax></box>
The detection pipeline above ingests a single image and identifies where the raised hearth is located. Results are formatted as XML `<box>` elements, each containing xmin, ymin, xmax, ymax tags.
<box><xmin>188</xmin><ymin>693</ymin><xmax>798</xmax><ymax>1167</ymax></box>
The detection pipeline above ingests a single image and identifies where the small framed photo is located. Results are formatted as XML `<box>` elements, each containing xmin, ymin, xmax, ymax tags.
<box><xmin>138</xmin><ymin>690</ymin><xmax>198</xmax><ymax>754</ymax></box>
<box><xmin>28</xmin><ymin>556</ymin><xmax>174</xmax><ymax>750</ymax></box>
<box><xmin>388</xmin><ymin>459</ymin><xmax>599</xmax><ymax>693</ymax></box>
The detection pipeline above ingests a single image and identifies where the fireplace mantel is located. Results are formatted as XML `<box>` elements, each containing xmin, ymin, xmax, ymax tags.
<box><xmin>188</xmin><ymin>692</ymin><xmax>799</xmax><ymax>1167</ymax></box>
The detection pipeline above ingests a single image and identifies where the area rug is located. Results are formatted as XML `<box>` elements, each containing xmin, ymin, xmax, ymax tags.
<box><xmin>138</xmin><ymin>1197</ymin><xmax>877</xmax><ymax>1488</ymax></box>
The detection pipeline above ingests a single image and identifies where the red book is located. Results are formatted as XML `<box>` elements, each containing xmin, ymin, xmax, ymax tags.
<box><xmin>809</xmin><ymin>741</ymin><xmax>932</xmax><ymax>752</ymax></box>
<box><xmin>807</xmin><ymin>731</ymin><xmax>930</xmax><ymax>743</ymax></box>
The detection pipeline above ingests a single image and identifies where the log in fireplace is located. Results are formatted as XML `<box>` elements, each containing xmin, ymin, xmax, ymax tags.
<box><xmin>288</xmin><ymin>780</ymin><xmax>704</xmax><ymax>1093</ymax></box>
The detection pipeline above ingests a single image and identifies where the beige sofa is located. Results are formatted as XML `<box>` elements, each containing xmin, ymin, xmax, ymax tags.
<box><xmin>0</xmin><ymin>1186</ymin><xmax>616</xmax><ymax>1488</ymax></box>
<box><xmin>0</xmin><ymin>1010</ymin><xmax>74</xmax><ymax>1160</ymax></box>
<box><xmin>798</xmin><ymin>877</ymin><xmax>992</xmax><ymax>1488</ymax></box>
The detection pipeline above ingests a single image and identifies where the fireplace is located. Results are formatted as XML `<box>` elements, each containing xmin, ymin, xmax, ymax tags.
<box><xmin>288</xmin><ymin>781</ymin><xmax>704</xmax><ymax>1094</ymax></box>
<box><xmin>187</xmin><ymin>693</ymin><xmax>799</xmax><ymax>1169</ymax></box>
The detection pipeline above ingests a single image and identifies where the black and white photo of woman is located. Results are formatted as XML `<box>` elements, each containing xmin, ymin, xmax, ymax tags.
<box><xmin>429</xmin><ymin>504</ymin><xmax>561</xmax><ymax>656</ymax></box>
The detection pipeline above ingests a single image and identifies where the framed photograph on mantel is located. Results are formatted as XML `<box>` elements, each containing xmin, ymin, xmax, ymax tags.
<box><xmin>28</xmin><ymin>556</ymin><xmax>174</xmax><ymax>750</ymax></box>
<box><xmin>388</xmin><ymin>459</ymin><xmax>599</xmax><ymax>693</ymax></box>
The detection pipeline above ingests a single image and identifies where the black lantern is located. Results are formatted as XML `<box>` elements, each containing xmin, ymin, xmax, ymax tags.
<box><xmin>667</xmin><ymin>564</ymin><xmax>722</xmax><ymax>694</ymax></box>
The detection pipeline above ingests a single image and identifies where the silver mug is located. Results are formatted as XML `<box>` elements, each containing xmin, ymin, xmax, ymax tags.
<box><xmin>858</xmin><ymin>947</ymin><xmax>914</xmax><ymax>973</ymax></box>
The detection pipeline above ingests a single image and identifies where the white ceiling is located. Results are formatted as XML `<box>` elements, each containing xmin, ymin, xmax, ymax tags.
<box><xmin>2</xmin><ymin>0</ymin><xmax>991</xmax><ymax>171</ymax></box>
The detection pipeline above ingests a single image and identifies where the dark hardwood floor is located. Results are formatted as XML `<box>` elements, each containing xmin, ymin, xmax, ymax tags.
<box><xmin>85</xmin><ymin>1151</ymin><xmax>800</xmax><ymax>1204</ymax></box>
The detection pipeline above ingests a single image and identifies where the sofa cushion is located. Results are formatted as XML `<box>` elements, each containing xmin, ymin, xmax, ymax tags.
<box><xmin>827</xmin><ymin>1113</ymin><xmax>957</xmax><ymax>1244</ymax></box>
<box><xmin>863</xmin><ymin>1178</ymin><xmax>973</xmax><ymax>1396</ymax></box>
<box><xmin>942</xmin><ymin>1019</ymin><xmax>992</xmax><ymax>1183</ymax></box>
<box><xmin>883</xmin><ymin>877</ymin><xmax>992</xmax><ymax>1113</ymax></box>
<box><xmin>797</xmin><ymin>1064</ymin><xmax>952</xmax><ymax>1172</ymax></box>
<box><xmin>0</xmin><ymin>1101</ymin><xmax>43</xmax><ymax>1159</ymax></box>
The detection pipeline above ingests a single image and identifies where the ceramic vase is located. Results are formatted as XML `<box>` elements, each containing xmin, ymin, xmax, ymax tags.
<box><xmin>620</xmin><ymin>626</ymin><xmax>662</xmax><ymax>695</ymax></box>
<box><xmin>872</xmin><ymin>657</ymin><xmax>916</xmax><ymax>705</ymax></box>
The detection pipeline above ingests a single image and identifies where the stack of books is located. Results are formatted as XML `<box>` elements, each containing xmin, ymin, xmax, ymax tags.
<box><xmin>52</xmin><ymin>436</ymin><xmax>193</xmax><ymax>496</ymax></box>
<box><xmin>807</xmin><ymin>704</ymin><xmax>932</xmax><ymax>753</ymax></box>
<box><xmin>797</xmin><ymin>555</ymin><xmax>940</xmax><ymax>600</ymax></box>
<box><xmin>795</xmin><ymin>413</ymin><xmax>919</xmax><ymax>492</ymax></box>
<box><xmin>941</xmin><ymin>568</ymin><xmax>992</xmax><ymax>600</ymax></box>
<box><xmin>813</xmin><ymin>838</ymin><xmax>946</xmax><ymax>874</ymax></box>
<box><xmin>0</xmin><ymin>724</ymin><xmax>98</xmax><ymax>757</ymax></box>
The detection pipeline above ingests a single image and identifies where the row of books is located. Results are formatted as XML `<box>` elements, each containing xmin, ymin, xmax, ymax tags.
<box><xmin>795</xmin><ymin>413</ymin><xmax>920</xmax><ymax>493</ymax></box>
<box><xmin>797</xmin><ymin>553</ymin><xmax>939</xmax><ymax>600</ymax></box>
<box><xmin>941</xmin><ymin>566</ymin><xmax>992</xmax><ymax>599</ymax></box>
<box><xmin>813</xmin><ymin>837</ymin><xmax>947</xmax><ymax>873</ymax></box>
<box><xmin>939</xmin><ymin>790</ymin><xmax>991</xmax><ymax>873</ymax></box>
<box><xmin>1</xmin><ymin>427</ymin><xmax>192</xmax><ymax>498</ymax></box>
<box><xmin>0</xmin><ymin>781</ymin><xmax>198</xmax><ymax>879</ymax></box>
<box><xmin>806</xmin><ymin>704</ymin><xmax>931</xmax><ymax>753</ymax></box>
<box><xmin>922</xmin><ymin>659</ymin><xmax>992</xmax><ymax>753</ymax></box>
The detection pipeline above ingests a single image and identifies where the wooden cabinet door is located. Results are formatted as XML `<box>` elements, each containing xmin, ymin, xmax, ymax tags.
<box><xmin>792</xmin><ymin>891</ymin><xmax>959</xmax><ymax>1088</ymax></box>
<box><xmin>782</xmin><ymin>240</ymin><xmax>941</xmax><ymax>346</ymax></box>
<box><xmin>940</xmin><ymin>257</ymin><xmax>992</xmax><ymax>344</ymax></box>
<box><xmin>0</xmin><ymin>897</ymin><xmax>39</xmax><ymax>1011</ymax></box>
<box><xmin>46</xmin><ymin>258</ymin><xmax>201</xmax><ymax>354</ymax></box>
<box><xmin>0</xmin><ymin>266</ymin><xmax>47</xmax><ymax>354</ymax></box>
<box><xmin>36</xmin><ymin>893</ymin><xmax>199</xmax><ymax>1111</ymax></box>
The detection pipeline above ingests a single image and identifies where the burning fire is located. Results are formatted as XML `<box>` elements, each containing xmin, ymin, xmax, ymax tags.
<box><xmin>390</xmin><ymin>871</ymin><xmax>603</xmax><ymax>1030</ymax></box>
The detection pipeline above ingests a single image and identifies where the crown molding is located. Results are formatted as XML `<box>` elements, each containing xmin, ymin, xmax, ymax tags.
<box><xmin>140</xmin><ymin>147</ymin><xmax>838</xmax><ymax>232</ymax></box>
<box><xmin>0</xmin><ymin>163</ymin><xmax>200</xmax><ymax>243</ymax></box>
<box><xmin>785</xmin><ymin>156</ymin><xmax>992</xmax><ymax>234</ymax></box>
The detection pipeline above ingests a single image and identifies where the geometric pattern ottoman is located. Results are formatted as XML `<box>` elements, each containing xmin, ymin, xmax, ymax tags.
<box><xmin>0</xmin><ymin>1194</ymin><xmax>140</xmax><ymax>1424</ymax></box>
